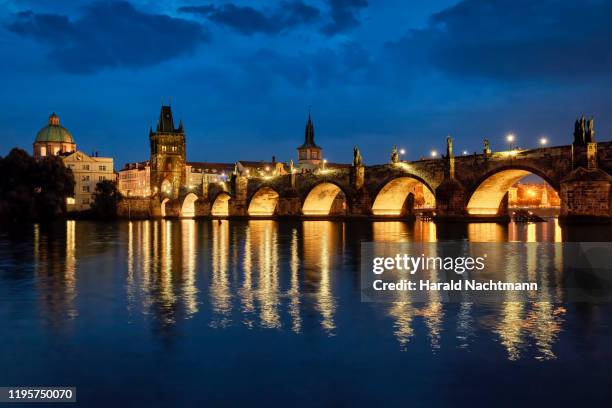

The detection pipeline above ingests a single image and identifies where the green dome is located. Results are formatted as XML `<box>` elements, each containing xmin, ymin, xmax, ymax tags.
<box><xmin>35</xmin><ymin>113</ymin><xmax>75</xmax><ymax>144</ymax></box>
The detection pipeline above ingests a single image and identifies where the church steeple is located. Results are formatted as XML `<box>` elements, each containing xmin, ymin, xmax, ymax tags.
<box><xmin>304</xmin><ymin>108</ymin><xmax>315</xmax><ymax>146</ymax></box>
<box><xmin>297</xmin><ymin>108</ymin><xmax>322</xmax><ymax>168</ymax></box>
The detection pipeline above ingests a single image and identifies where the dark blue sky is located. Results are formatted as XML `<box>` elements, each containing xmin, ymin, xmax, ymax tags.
<box><xmin>1</xmin><ymin>0</ymin><xmax>612</xmax><ymax>167</ymax></box>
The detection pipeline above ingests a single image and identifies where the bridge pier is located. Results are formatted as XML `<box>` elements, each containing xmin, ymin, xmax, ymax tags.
<box><xmin>559</xmin><ymin>167</ymin><xmax>611</xmax><ymax>224</ymax></box>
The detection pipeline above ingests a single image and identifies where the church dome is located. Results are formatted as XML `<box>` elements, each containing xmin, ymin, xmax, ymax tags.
<box><xmin>35</xmin><ymin>113</ymin><xmax>75</xmax><ymax>144</ymax></box>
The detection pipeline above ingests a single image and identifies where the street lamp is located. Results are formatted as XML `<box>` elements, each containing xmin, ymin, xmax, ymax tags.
<box><xmin>399</xmin><ymin>148</ymin><xmax>406</xmax><ymax>155</ymax></box>
<box><xmin>539</xmin><ymin>137</ymin><xmax>548</xmax><ymax>146</ymax></box>
<box><xmin>430</xmin><ymin>150</ymin><xmax>438</xmax><ymax>158</ymax></box>
<box><xmin>462</xmin><ymin>150</ymin><xmax>468</xmax><ymax>155</ymax></box>
<box><xmin>506</xmin><ymin>133</ymin><xmax>515</xmax><ymax>150</ymax></box>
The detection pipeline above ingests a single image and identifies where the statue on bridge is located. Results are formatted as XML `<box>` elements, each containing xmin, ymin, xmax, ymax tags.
<box><xmin>289</xmin><ymin>159</ymin><xmax>294</xmax><ymax>173</ymax></box>
<box><xmin>353</xmin><ymin>146</ymin><xmax>363</xmax><ymax>167</ymax></box>
<box><xmin>446</xmin><ymin>135</ymin><xmax>453</xmax><ymax>158</ymax></box>
<box><xmin>586</xmin><ymin>116</ymin><xmax>595</xmax><ymax>143</ymax></box>
<box><xmin>574</xmin><ymin>115</ymin><xmax>595</xmax><ymax>145</ymax></box>
<box><xmin>390</xmin><ymin>145</ymin><xmax>399</xmax><ymax>164</ymax></box>
<box><xmin>483</xmin><ymin>138</ymin><xmax>491</xmax><ymax>155</ymax></box>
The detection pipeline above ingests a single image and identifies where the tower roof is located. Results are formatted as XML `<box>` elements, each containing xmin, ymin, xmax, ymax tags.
<box><xmin>35</xmin><ymin>112</ymin><xmax>75</xmax><ymax>144</ymax></box>
<box><xmin>298</xmin><ymin>111</ymin><xmax>320</xmax><ymax>149</ymax></box>
<box><xmin>156</xmin><ymin>105</ymin><xmax>183</xmax><ymax>133</ymax></box>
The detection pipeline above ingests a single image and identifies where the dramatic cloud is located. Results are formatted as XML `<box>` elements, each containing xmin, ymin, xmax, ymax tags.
<box><xmin>7</xmin><ymin>1</ymin><xmax>209</xmax><ymax>73</ymax></box>
<box><xmin>321</xmin><ymin>0</ymin><xmax>368</xmax><ymax>36</ymax></box>
<box><xmin>386</xmin><ymin>0</ymin><xmax>612</xmax><ymax>80</ymax></box>
<box><xmin>240</xmin><ymin>41</ymin><xmax>372</xmax><ymax>88</ymax></box>
<box><xmin>178</xmin><ymin>1</ymin><xmax>319</xmax><ymax>35</ymax></box>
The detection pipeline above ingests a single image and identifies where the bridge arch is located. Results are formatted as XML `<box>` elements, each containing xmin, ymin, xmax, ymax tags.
<box><xmin>466</xmin><ymin>165</ymin><xmax>559</xmax><ymax>215</ymax></box>
<box><xmin>372</xmin><ymin>176</ymin><xmax>436</xmax><ymax>216</ymax></box>
<box><xmin>302</xmin><ymin>182</ymin><xmax>349</xmax><ymax>216</ymax></box>
<box><xmin>180</xmin><ymin>193</ymin><xmax>198</xmax><ymax>218</ymax></box>
<box><xmin>211</xmin><ymin>192</ymin><xmax>231</xmax><ymax>217</ymax></box>
<box><xmin>248</xmin><ymin>186</ymin><xmax>280</xmax><ymax>217</ymax></box>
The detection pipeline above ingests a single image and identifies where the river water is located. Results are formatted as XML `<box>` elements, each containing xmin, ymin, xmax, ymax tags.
<box><xmin>0</xmin><ymin>219</ymin><xmax>610</xmax><ymax>406</ymax></box>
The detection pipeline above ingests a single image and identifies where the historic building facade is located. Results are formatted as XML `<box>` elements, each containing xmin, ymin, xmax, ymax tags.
<box><xmin>149</xmin><ymin>105</ymin><xmax>186</xmax><ymax>198</ymax></box>
<box><xmin>33</xmin><ymin>112</ymin><xmax>115</xmax><ymax>211</ymax></box>
<box><xmin>33</xmin><ymin>113</ymin><xmax>76</xmax><ymax>159</ymax></box>
<box><xmin>118</xmin><ymin>161</ymin><xmax>151</xmax><ymax>197</ymax></box>
<box><xmin>63</xmin><ymin>151</ymin><xmax>115</xmax><ymax>211</ymax></box>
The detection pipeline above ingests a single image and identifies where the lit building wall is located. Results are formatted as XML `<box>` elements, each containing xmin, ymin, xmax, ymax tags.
<box><xmin>63</xmin><ymin>151</ymin><xmax>115</xmax><ymax>211</ymax></box>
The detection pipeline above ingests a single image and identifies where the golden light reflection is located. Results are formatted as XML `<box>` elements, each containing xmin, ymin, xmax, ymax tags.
<box><xmin>253</xmin><ymin>220</ymin><xmax>281</xmax><ymax>328</ymax></box>
<box><xmin>303</xmin><ymin>221</ymin><xmax>337</xmax><ymax>334</ymax></box>
<box><xmin>387</xmin><ymin>291</ymin><xmax>415</xmax><ymax>350</ymax></box>
<box><xmin>180</xmin><ymin>219</ymin><xmax>198</xmax><ymax>316</ymax></box>
<box><xmin>210</xmin><ymin>219</ymin><xmax>231</xmax><ymax>327</ymax></box>
<box><xmin>288</xmin><ymin>228</ymin><xmax>302</xmax><ymax>333</ymax></box>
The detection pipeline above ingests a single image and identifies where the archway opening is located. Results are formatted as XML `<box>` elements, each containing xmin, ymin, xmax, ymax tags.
<box><xmin>161</xmin><ymin>198</ymin><xmax>169</xmax><ymax>217</ymax></box>
<box><xmin>211</xmin><ymin>193</ymin><xmax>231</xmax><ymax>217</ymax></box>
<box><xmin>467</xmin><ymin>170</ymin><xmax>559</xmax><ymax>215</ymax></box>
<box><xmin>181</xmin><ymin>193</ymin><xmax>198</xmax><ymax>218</ymax></box>
<box><xmin>248</xmin><ymin>187</ymin><xmax>279</xmax><ymax>217</ymax></box>
<box><xmin>302</xmin><ymin>183</ymin><xmax>347</xmax><ymax>216</ymax></box>
<box><xmin>372</xmin><ymin>177</ymin><xmax>435</xmax><ymax>216</ymax></box>
<box><xmin>161</xmin><ymin>179</ymin><xmax>172</xmax><ymax>196</ymax></box>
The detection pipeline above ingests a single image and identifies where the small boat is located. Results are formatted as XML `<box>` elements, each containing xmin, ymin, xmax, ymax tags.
<box><xmin>512</xmin><ymin>209</ymin><xmax>545</xmax><ymax>222</ymax></box>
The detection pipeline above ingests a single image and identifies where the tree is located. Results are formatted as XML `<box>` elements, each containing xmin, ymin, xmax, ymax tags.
<box><xmin>90</xmin><ymin>180</ymin><xmax>122</xmax><ymax>219</ymax></box>
<box><xmin>0</xmin><ymin>148</ymin><xmax>75</xmax><ymax>222</ymax></box>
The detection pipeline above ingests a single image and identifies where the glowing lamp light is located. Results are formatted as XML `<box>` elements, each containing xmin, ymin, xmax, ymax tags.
<box><xmin>506</xmin><ymin>134</ymin><xmax>515</xmax><ymax>143</ymax></box>
<box><xmin>323</xmin><ymin>159</ymin><xmax>328</xmax><ymax>163</ymax></box>
<box><xmin>540</xmin><ymin>137</ymin><xmax>548</xmax><ymax>146</ymax></box>
<box><xmin>430</xmin><ymin>150</ymin><xmax>438</xmax><ymax>158</ymax></box>
<box><xmin>462</xmin><ymin>150</ymin><xmax>468</xmax><ymax>155</ymax></box>
<box><xmin>265</xmin><ymin>166</ymin><xmax>270</xmax><ymax>171</ymax></box>
<box><xmin>399</xmin><ymin>149</ymin><xmax>406</xmax><ymax>155</ymax></box>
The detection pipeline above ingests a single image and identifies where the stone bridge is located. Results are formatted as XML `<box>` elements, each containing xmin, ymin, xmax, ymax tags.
<box><xmin>128</xmin><ymin>140</ymin><xmax>611</xmax><ymax>223</ymax></box>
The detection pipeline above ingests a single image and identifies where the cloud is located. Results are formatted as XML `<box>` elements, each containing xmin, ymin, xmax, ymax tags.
<box><xmin>385</xmin><ymin>0</ymin><xmax>612</xmax><ymax>80</ymax></box>
<box><xmin>178</xmin><ymin>1</ymin><xmax>319</xmax><ymax>35</ymax></box>
<box><xmin>7</xmin><ymin>1</ymin><xmax>209</xmax><ymax>73</ymax></box>
<box><xmin>321</xmin><ymin>0</ymin><xmax>368</xmax><ymax>36</ymax></box>
<box><xmin>240</xmin><ymin>41</ymin><xmax>372</xmax><ymax>88</ymax></box>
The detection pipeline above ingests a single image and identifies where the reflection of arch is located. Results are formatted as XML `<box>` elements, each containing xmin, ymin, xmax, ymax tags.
<box><xmin>372</xmin><ymin>177</ymin><xmax>435</xmax><ymax>216</ymax></box>
<box><xmin>161</xmin><ymin>198</ymin><xmax>170</xmax><ymax>217</ymax></box>
<box><xmin>181</xmin><ymin>193</ymin><xmax>198</xmax><ymax>218</ymax></box>
<box><xmin>302</xmin><ymin>182</ymin><xmax>348</xmax><ymax>216</ymax></box>
<box><xmin>211</xmin><ymin>193</ymin><xmax>231</xmax><ymax>217</ymax></box>
<box><xmin>248</xmin><ymin>187</ymin><xmax>279</xmax><ymax>217</ymax></box>
<box><xmin>467</xmin><ymin>167</ymin><xmax>558</xmax><ymax>215</ymax></box>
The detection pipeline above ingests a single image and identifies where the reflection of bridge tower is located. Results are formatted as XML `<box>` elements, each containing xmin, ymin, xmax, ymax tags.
<box><xmin>149</xmin><ymin>104</ymin><xmax>186</xmax><ymax>199</ymax></box>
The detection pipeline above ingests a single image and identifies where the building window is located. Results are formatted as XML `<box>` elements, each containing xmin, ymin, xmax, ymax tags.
<box><xmin>99</xmin><ymin>165</ymin><xmax>106</xmax><ymax>171</ymax></box>
<box><xmin>82</xmin><ymin>165</ymin><xmax>90</xmax><ymax>170</ymax></box>
<box><xmin>82</xmin><ymin>199</ymin><xmax>89</xmax><ymax>205</ymax></box>
<box><xmin>68</xmin><ymin>164</ymin><xmax>75</xmax><ymax>169</ymax></box>
<box><xmin>83</xmin><ymin>186</ymin><xmax>90</xmax><ymax>193</ymax></box>
<box><xmin>82</xmin><ymin>175</ymin><xmax>90</xmax><ymax>181</ymax></box>
<box><xmin>40</xmin><ymin>146</ymin><xmax>47</xmax><ymax>157</ymax></box>
<box><xmin>99</xmin><ymin>176</ymin><xmax>105</xmax><ymax>181</ymax></box>
<box><xmin>299</xmin><ymin>151</ymin><xmax>306</xmax><ymax>160</ymax></box>
<box><xmin>66</xmin><ymin>197</ymin><xmax>75</xmax><ymax>205</ymax></box>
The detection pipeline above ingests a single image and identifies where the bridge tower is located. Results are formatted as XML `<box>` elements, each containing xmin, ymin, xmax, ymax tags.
<box><xmin>149</xmin><ymin>104</ymin><xmax>186</xmax><ymax>199</ymax></box>
<box><xmin>297</xmin><ymin>110</ymin><xmax>322</xmax><ymax>170</ymax></box>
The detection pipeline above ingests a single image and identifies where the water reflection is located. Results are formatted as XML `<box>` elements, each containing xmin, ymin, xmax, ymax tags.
<box><xmin>12</xmin><ymin>218</ymin><xmax>605</xmax><ymax>360</ymax></box>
